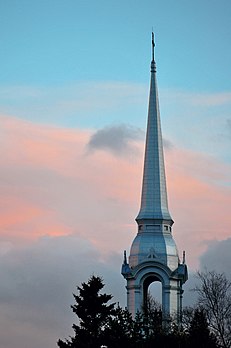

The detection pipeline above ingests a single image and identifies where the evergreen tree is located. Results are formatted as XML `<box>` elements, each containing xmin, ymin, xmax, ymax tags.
<box><xmin>102</xmin><ymin>305</ymin><xmax>135</xmax><ymax>347</ymax></box>
<box><xmin>188</xmin><ymin>307</ymin><xmax>218</xmax><ymax>348</ymax></box>
<box><xmin>57</xmin><ymin>275</ymin><xmax>115</xmax><ymax>348</ymax></box>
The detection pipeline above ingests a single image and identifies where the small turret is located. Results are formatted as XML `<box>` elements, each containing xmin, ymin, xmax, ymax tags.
<box><xmin>121</xmin><ymin>250</ymin><xmax>131</xmax><ymax>276</ymax></box>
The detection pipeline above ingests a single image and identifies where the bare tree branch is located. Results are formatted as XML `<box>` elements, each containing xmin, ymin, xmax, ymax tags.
<box><xmin>193</xmin><ymin>270</ymin><xmax>231</xmax><ymax>348</ymax></box>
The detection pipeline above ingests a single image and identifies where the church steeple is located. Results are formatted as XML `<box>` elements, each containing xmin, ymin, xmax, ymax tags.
<box><xmin>136</xmin><ymin>32</ymin><xmax>172</xmax><ymax>223</ymax></box>
<box><xmin>122</xmin><ymin>34</ymin><xmax>188</xmax><ymax>323</ymax></box>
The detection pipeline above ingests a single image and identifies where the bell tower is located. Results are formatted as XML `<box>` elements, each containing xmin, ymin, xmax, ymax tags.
<box><xmin>122</xmin><ymin>34</ymin><xmax>188</xmax><ymax>324</ymax></box>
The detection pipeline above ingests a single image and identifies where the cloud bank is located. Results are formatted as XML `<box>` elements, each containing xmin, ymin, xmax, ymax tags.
<box><xmin>0</xmin><ymin>235</ymin><xmax>124</xmax><ymax>348</ymax></box>
<box><xmin>0</xmin><ymin>114</ymin><xmax>231</xmax><ymax>348</ymax></box>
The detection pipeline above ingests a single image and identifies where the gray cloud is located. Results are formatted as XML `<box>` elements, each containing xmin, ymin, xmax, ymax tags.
<box><xmin>2</xmin><ymin>235</ymin><xmax>231</xmax><ymax>348</ymax></box>
<box><xmin>182</xmin><ymin>238</ymin><xmax>231</xmax><ymax>308</ymax></box>
<box><xmin>87</xmin><ymin>124</ymin><xmax>144</xmax><ymax>156</ymax></box>
<box><xmin>199</xmin><ymin>238</ymin><xmax>231</xmax><ymax>277</ymax></box>
<box><xmin>0</xmin><ymin>236</ymin><xmax>125</xmax><ymax>348</ymax></box>
<box><xmin>163</xmin><ymin>138</ymin><xmax>174</xmax><ymax>151</ymax></box>
<box><xmin>178</xmin><ymin>238</ymin><xmax>231</xmax><ymax>309</ymax></box>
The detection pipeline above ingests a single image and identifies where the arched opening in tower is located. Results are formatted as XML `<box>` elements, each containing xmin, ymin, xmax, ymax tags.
<box><xmin>143</xmin><ymin>276</ymin><xmax>162</xmax><ymax>318</ymax></box>
<box><xmin>149</xmin><ymin>281</ymin><xmax>162</xmax><ymax>306</ymax></box>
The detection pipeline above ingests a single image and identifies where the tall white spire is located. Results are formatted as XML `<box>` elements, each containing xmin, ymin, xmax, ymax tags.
<box><xmin>136</xmin><ymin>32</ymin><xmax>172</xmax><ymax>222</ymax></box>
<box><xmin>122</xmin><ymin>34</ymin><xmax>188</xmax><ymax>322</ymax></box>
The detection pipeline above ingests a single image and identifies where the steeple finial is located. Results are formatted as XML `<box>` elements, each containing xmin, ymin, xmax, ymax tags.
<box><xmin>152</xmin><ymin>31</ymin><xmax>155</xmax><ymax>62</ymax></box>
<box><xmin>151</xmin><ymin>32</ymin><xmax>156</xmax><ymax>73</ymax></box>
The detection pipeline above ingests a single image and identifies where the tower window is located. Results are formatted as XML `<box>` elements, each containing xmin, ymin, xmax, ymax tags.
<box><xmin>146</xmin><ymin>225</ymin><xmax>160</xmax><ymax>231</ymax></box>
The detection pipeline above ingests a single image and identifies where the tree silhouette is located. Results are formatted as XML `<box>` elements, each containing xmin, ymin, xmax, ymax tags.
<box><xmin>188</xmin><ymin>307</ymin><xmax>217</xmax><ymax>348</ymax></box>
<box><xmin>102</xmin><ymin>305</ymin><xmax>135</xmax><ymax>347</ymax></box>
<box><xmin>57</xmin><ymin>275</ymin><xmax>115</xmax><ymax>348</ymax></box>
<box><xmin>194</xmin><ymin>270</ymin><xmax>231</xmax><ymax>348</ymax></box>
<box><xmin>57</xmin><ymin>273</ymin><xmax>226</xmax><ymax>347</ymax></box>
<box><xmin>142</xmin><ymin>293</ymin><xmax>162</xmax><ymax>340</ymax></box>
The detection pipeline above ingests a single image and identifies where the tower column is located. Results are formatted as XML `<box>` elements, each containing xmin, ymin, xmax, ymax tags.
<box><xmin>126</xmin><ymin>282</ymin><xmax>142</xmax><ymax>315</ymax></box>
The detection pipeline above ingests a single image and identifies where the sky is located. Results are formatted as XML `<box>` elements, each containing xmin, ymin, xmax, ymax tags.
<box><xmin>0</xmin><ymin>0</ymin><xmax>231</xmax><ymax>347</ymax></box>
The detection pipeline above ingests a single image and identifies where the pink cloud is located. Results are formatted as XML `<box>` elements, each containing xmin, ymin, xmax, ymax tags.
<box><xmin>0</xmin><ymin>115</ymin><xmax>139</xmax><ymax>250</ymax></box>
<box><xmin>165</xmin><ymin>148</ymin><xmax>231</xmax><ymax>267</ymax></box>
<box><xmin>0</xmin><ymin>115</ymin><xmax>89</xmax><ymax>174</ymax></box>
<box><xmin>1</xmin><ymin>114</ymin><xmax>230</xmax><ymax>268</ymax></box>
<box><xmin>0</xmin><ymin>193</ymin><xmax>71</xmax><ymax>244</ymax></box>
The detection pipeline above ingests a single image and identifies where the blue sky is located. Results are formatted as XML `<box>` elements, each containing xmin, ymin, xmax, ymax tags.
<box><xmin>1</xmin><ymin>0</ymin><xmax>231</xmax><ymax>89</ymax></box>
<box><xmin>1</xmin><ymin>0</ymin><xmax>231</xmax><ymax>158</ymax></box>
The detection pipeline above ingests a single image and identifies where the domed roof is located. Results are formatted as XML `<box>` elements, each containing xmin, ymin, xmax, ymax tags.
<box><xmin>129</xmin><ymin>231</ymin><xmax>179</xmax><ymax>272</ymax></box>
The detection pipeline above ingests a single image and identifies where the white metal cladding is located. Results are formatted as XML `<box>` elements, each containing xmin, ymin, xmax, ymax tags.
<box><xmin>136</xmin><ymin>61</ymin><xmax>172</xmax><ymax>222</ymax></box>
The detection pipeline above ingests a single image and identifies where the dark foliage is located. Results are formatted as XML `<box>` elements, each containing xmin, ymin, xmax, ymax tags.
<box><xmin>102</xmin><ymin>306</ymin><xmax>135</xmax><ymax>347</ymax></box>
<box><xmin>58</xmin><ymin>274</ymin><xmax>221</xmax><ymax>348</ymax></box>
<box><xmin>188</xmin><ymin>307</ymin><xmax>217</xmax><ymax>348</ymax></box>
<box><xmin>57</xmin><ymin>275</ymin><xmax>115</xmax><ymax>348</ymax></box>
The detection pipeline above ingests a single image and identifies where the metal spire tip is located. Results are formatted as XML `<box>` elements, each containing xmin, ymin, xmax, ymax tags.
<box><xmin>152</xmin><ymin>31</ymin><xmax>155</xmax><ymax>62</ymax></box>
